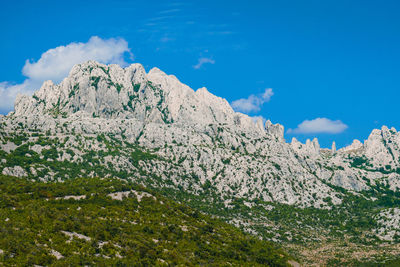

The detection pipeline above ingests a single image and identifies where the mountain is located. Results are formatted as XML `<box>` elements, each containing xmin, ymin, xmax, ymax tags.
<box><xmin>1</xmin><ymin>61</ymin><xmax>400</xmax><ymax>265</ymax></box>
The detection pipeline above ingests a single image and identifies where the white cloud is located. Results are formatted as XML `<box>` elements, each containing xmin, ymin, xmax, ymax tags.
<box><xmin>231</xmin><ymin>88</ymin><xmax>273</xmax><ymax>113</ymax></box>
<box><xmin>0</xmin><ymin>36</ymin><xmax>132</xmax><ymax>113</ymax></box>
<box><xmin>22</xmin><ymin>36</ymin><xmax>131</xmax><ymax>83</ymax></box>
<box><xmin>262</xmin><ymin>88</ymin><xmax>274</xmax><ymax>102</ymax></box>
<box><xmin>0</xmin><ymin>80</ymin><xmax>43</xmax><ymax>114</ymax></box>
<box><xmin>287</xmin><ymin>118</ymin><xmax>348</xmax><ymax>134</ymax></box>
<box><xmin>193</xmin><ymin>57</ymin><xmax>215</xmax><ymax>69</ymax></box>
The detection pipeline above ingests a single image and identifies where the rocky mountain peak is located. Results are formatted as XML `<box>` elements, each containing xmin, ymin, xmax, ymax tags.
<box><xmin>11</xmin><ymin>61</ymin><xmax>269</xmax><ymax>135</ymax></box>
<box><xmin>2</xmin><ymin>62</ymin><xmax>400</xmax><ymax>266</ymax></box>
<box><xmin>340</xmin><ymin>139</ymin><xmax>363</xmax><ymax>153</ymax></box>
<box><xmin>363</xmin><ymin>126</ymin><xmax>400</xmax><ymax>166</ymax></box>
<box><xmin>11</xmin><ymin>60</ymin><xmax>400</xmax><ymax>163</ymax></box>
<box><xmin>332</xmin><ymin>141</ymin><xmax>336</xmax><ymax>153</ymax></box>
<box><xmin>3</xmin><ymin>60</ymin><xmax>400</xmax><ymax>215</ymax></box>
<box><xmin>265</xmin><ymin>120</ymin><xmax>284</xmax><ymax>140</ymax></box>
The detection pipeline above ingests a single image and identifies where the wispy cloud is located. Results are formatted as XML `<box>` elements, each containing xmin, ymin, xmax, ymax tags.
<box><xmin>0</xmin><ymin>36</ymin><xmax>132</xmax><ymax>113</ymax></box>
<box><xmin>137</xmin><ymin>4</ymin><xmax>239</xmax><ymax>56</ymax></box>
<box><xmin>231</xmin><ymin>88</ymin><xmax>274</xmax><ymax>113</ymax></box>
<box><xmin>167</xmin><ymin>2</ymin><xmax>190</xmax><ymax>7</ymax></box>
<box><xmin>287</xmin><ymin>118</ymin><xmax>348</xmax><ymax>134</ymax></box>
<box><xmin>158</xmin><ymin>8</ymin><xmax>181</xmax><ymax>14</ymax></box>
<box><xmin>147</xmin><ymin>15</ymin><xmax>175</xmax><ymax>22</ymax></box>
<box><xmin>193</xmin><ymin>57</ymin><xmax>215</xmax><ymax>69</ymax></box>
<box><xmin>144</xmin><ymin>23</ymin><xmax>159</xmax><ymax>27</ymax></box>
<box><xmin>207</xmin><ymin>31</ymin><xmax>235</xmax><ymax>36</ymax></box>
<box><xmin>160</xmin><ymin>36</ymin><xmax>175</xmax><ymax>43</ymax></box>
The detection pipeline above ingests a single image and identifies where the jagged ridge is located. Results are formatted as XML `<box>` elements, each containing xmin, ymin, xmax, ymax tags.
<box><xmin>2</xmin><ymin>61</ymin><xmax>400</xmax><ymax>264</ymax></box>
<box><xmin>3</xmin><ymin>60</ymin><xmax>400</xmax><ymax>205</ymax></box>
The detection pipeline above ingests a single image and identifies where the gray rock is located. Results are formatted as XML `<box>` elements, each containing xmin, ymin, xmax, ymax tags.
<box><xmin>2</xmin><ymin>60</ymin><xmax>400</xmax><ymax>208</ymax></box>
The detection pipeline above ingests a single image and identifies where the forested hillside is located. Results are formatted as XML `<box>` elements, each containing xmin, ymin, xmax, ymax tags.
<box><xmin>0</xmin><ymin>175</ymin><xmax>290</xmax><ymax>266</ymax></box>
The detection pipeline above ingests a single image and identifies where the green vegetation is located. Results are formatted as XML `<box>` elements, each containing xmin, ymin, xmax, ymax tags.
<box><xmin>69</xmin><ymin>84</ymin><xmax>79</xmax><ymax>98</ymax></box>
<box><xmin>130</xmin><ymin>148</ymin><xmax>159</xmax><ymax>167</ymax></box>
<box><xmin>0</xmin><ymin>175</ymin><xmax>289</xmax><ymax>266</ymax></box>
<box><xmin>132</xmin><ymin>83</ymin><xmax>140</xmax><ymax>93</ymax></box>
<box><xmin>115</xmin><ymin>83</ymin><xmax>123</xmax><ymax>93</ymax></box>
<box><xmin>1</xmin><ymin>130</ymin><xmax>400</xmax><ymax>265</ymax></box>
<box><xmin>350</xmin><ymin>156</ymin><xmax>369</xmax><ymax>168</ymax></box>
<box><xmin>153</xmin><ymin>179</ymin><xmax>400</xmax><ymax>266</ymax></box>
<box><xmin>48</xmin><ymin>99</ymin><xmax>67</xmax><ymax>118</ymax></box>
<box><xmin>127</xmin><ymin>95</ymin><xmax>136</xmax><ymax>110</ymax></box>
<box><xmin>99</xmin><ymin>66</ymin><xmax>109</xmax><ymax>75</ymax></box>
<box><xmin>350</xmin><ymin>155</ymin><xmax>400</xmax><ymax>174</ymax></box>
<box><xmin>272</xmin><ymin>162</ymin><xmax>281</xmax><ymax>171</ymax></box>
<box><xmin>90</xmin><ymin>76</ymin><xmax>101</xmax><ymax>90</ymax></box>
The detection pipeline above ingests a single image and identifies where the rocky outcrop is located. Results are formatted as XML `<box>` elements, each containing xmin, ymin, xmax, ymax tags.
<box><xmin>331</xmin><ymin>141</ymin><xmax>336</xmax><ymax>154</ymax></box>
<box><xmin>2</xmin><ymin>166</ymin><xmax>27</xmax><ymax>177</ymax></box>
<box><xmin>12</xmin><ymin>61</ymin><xmax>261</xmax><ymax>134</ymax></box>
<box><xmin>265</xmin><ymin>120</ymin><xmax>284</xmax><ymax>141</ymax></box>
<box><xmin>2</xmin><ymin>60</ymin><xmax>400</xmax><ymax>209</ymax></box>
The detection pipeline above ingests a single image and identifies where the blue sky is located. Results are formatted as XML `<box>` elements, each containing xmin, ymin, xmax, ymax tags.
<box><xmin>1</xmin><ymin>0</ymin><xmax>400</xmax><ymax>148</ymax></box>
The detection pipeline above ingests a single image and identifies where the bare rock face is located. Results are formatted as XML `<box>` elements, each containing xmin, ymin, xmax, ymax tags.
<box><xmin>2</xmin><ymin>166</ymin><xmax>27</xmax><ymax>177</ymax></box>
<box><xmin>340</xmin><ymin>139</ymin><xmax>363</xmax><ymax>153</ymax></box>
<box><xmin>2</xmin><ymin>60</ymin><xmax>400</xmax><ymax>208</ymax></box>
<box><xmin>363</xmin><ymin>126</ymin><xmax>400</xmax><ymax>167</ymax></box>
<box><xmin>265</xmin><ymin>120</ymin><xmax>284</xmax><ymax>141</ymax></box>
<box><xmin>13</xmin><ymin>61</ymin><xmax>258</xmax><ymax>132</ymax></box>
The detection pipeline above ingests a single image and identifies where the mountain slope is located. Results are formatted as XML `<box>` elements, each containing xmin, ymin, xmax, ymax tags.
<box><xmin>4</xmin><ymin>60</ymin><xmax>400</xmax><ymax>206</ymax></box>
<box><xmin>0</xmin><ymin>175</ymin><xmax>290</xmax><ymax>266</ymax></box>
<box><xmin>1</xmin><ymin>60</ymin><xmax>400</xmax><ymax>264</ymax></box>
